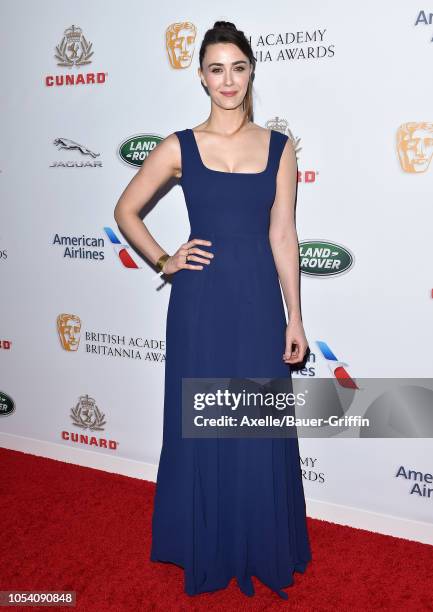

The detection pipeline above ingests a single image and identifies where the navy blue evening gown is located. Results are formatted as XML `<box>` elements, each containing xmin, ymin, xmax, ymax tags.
<box><xmin>150</xmin><ymin>127</ymin><xmax>312</xmax><ymax>600</ymax></box>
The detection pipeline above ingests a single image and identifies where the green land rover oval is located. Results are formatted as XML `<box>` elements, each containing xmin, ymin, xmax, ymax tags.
<box><xmin>299</xmin><ymin>240</ymin><xmax>354</xmax><ymax>277</ymax></box>
<box><xmin>118</xmin><ymin>134</ymin><xmax>164</xmax><ymax>168</ymax></box>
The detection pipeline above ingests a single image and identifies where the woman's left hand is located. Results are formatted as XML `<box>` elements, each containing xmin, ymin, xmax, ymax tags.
<box><xmin>283</xmin><ymin>319</ymin><xmax>309</xmax><ymax>364</ymax></box>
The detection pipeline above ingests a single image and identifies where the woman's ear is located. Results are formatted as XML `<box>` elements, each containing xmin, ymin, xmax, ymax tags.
<box><xmin>197</xmin><ymin>68</ymin><xmax>206</xmax><ymax>88</ymax></box>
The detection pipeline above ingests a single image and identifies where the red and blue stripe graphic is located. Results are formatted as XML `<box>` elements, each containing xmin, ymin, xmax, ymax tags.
<box><xmin>315</xmin><ymin>340</ymin><xmax>359</xmax><ymax>389</ymax></box>
<box><xmin>104</xmin><ymin>226</ymin><xmax>141</xmax><ymax>268</ymax></box>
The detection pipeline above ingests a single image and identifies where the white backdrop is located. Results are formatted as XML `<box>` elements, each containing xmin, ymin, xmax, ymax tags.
<box><xmin>1</xmin><ymin>1</ymin><xmax>432</xmax><ymax>544</ymax></box>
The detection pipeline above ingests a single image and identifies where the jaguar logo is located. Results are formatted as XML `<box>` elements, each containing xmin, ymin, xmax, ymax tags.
<box><xmin>53</xmin><ymin>137</ymin><xmax>100</xmax><ymax>158</ymax></box>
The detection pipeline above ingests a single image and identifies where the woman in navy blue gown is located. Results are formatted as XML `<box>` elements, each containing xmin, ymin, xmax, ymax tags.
<box><xmin>115</xmin><ymin>20</ymin><xmax>312</xmax><ymax>600</ymax></box>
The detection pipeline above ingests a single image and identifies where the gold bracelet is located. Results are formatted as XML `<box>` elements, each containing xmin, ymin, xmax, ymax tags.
<box><xmin>156</xmin><ymin>253</ymin><xmax>170</xmax><ymax>272</ymax></box>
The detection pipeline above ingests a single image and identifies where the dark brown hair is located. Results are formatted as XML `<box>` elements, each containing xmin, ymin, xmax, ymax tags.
<box><xmin>199</xmin><ymin>21</ymin><xmax>256</xmax><ymax>128</ymax></box>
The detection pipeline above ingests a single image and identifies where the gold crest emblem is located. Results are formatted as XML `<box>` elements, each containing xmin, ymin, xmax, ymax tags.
<box><xmin>265</xmin><ymin>117</ymin><xmax>302</xmax><ymax>156</ymax></box>
<box><xmin>55</xmin><ymin>25</ymin><xmax>94</xmax><ymax>68</ymax></box>
<box><xmin>70</xmin><ymin>394</ymin><xmax>106</xmax><ymax>431</ymax></box>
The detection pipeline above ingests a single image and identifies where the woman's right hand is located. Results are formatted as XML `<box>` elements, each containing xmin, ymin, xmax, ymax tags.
<box><xmin>162</xmin><ymin>238</ymin><xmax>214</xmax><ymax>274</ymax></box>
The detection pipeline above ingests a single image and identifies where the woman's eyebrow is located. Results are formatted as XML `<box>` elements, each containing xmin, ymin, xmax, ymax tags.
<box><xmin>207</xmin><ymin>60</ymin><xmax>248</xmax><ymax>68</ymax></box>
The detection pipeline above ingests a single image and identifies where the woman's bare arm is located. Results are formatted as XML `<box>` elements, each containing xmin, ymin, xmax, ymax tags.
<box><xmin>269</xmin><ymin>138</ymin><xmax>308</xmax><ymax>364</ymax></box>
<box><xmin>269</xmin><ymin>139</ymin><xmax>302</xmax><ymax>323</ymax></box>
<box><xmin>113</xmin><ymin>133</ymin><xmax>182</xmax><ymax>267</ymax></box>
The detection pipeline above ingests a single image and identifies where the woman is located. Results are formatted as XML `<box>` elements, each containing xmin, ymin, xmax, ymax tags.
<box><xmin>114</xmin><ymin>20</ymin><xmax>312</xmax><ymax>600</ymax></box>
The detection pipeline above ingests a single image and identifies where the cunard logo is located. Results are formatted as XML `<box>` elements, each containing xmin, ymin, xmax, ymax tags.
<box><xmin>266</xmin><ymin>116</ymin><xmax>302</xmax><ymax>155</ymax></box>
<box><xmin>50</xmin><ymin>137</ymin><xmax>103</xmax><ymax>168</ymax></box>
<box><xmin>45</xmin><ymin>25</ymin><xmax>108</xmax><ymax>87</ymax></box>
<box><xmin>266</xmin><ymin>116</ymin><xmax>318</xmax><ymax>184</ymax></box>
<box><xmin>61</xmin><ymin>394</ymin><xmax>119</xmax><ymax>450</ymax></box>
<box><xmin>70</xmin><ymin>394</ymin><xmax>106</xmax><ymax>431</ymax></box>
<box><xmin>55</xmin><ymin>25</ymin><xmax>93</xmax><ymax>67</ymax></box>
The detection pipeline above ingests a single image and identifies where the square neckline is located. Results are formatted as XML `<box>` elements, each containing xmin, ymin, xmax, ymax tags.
<box><xmin>188</xmin><ymin>128</ymin><xmax>274</xmax><ymax>176</ymax></box>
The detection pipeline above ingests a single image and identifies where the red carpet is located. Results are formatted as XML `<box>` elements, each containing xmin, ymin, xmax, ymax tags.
<box><xmin>0</xmin><ymin>447</ymin><xmax>432</xmax><ymax>611</ymax></box>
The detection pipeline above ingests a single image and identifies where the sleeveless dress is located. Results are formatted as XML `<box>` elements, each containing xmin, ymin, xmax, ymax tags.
<box><xmin>150</xmin><ymin>127</ymin><xmax>312</xmax><ymax>600</ymax></box>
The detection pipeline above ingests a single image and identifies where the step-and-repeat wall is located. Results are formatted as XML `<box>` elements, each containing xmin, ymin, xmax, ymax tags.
<box><xmin>1</xmin><ymin>2</ymin><xmax>432</xmax><ymax>532</ymax></box>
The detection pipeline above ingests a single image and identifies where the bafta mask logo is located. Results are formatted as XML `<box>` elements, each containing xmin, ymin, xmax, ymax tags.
<box><xmin>70</xmin><ymin>394</ymin><xmax>106</xmax><ymax>431</ymax></box>
<box><xmin>57</xmin><ymin>313</ymin><xmax>81</xmax><ymax>351</ymax></box>
<box><xmin>55</xmin><ymin>25</ymin><xmax>94</xmax><ymax>68</ymax></box>
<box><xmin>397</xmin><ymin>122</ymin><xmax>433</xmax><ymax>173</ymax></box>
<box><xmin>166</xmin><ymin>22</ymin><xmax>197</xmax><ymax>69</ymax></box>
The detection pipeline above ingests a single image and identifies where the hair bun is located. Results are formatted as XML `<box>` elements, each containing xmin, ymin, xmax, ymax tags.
<box><xmin>213</xmin><ymin>20</ymin><xmax>237</xmax><ymax>32</ymax></box>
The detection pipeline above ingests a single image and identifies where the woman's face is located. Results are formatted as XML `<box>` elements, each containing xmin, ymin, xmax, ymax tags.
<box><xmin>198</xmin><ymin>42</ymin><xmax>253</xmax><ymax>111</ymax></box>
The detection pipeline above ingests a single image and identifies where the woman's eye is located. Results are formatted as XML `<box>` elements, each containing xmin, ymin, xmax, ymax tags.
<box><xmin>210</xmin><ymin>67</ymin><xmax>246</xmax><ymax>73</ymax></box>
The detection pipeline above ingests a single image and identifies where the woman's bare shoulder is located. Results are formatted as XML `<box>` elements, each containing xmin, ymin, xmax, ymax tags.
<box><xmin>249</xmin><ymin>122</ymin><xmax>270</xmax><ymax>131</ymax></box>
<box><xmin>145</xmin><ymin>132</ymin><xmax>182</xmax><ymax>179</ymax></box>
<box><xmin>161</xmin><ymin>131</ymin><xmax>183</xmax><ymax>146</ymax></box>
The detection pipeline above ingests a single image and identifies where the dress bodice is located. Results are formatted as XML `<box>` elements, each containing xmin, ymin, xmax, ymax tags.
<box><xmin>175</xmin><ymin>128</ymin><xmax>289</xmax><ymax>238</ymax></box>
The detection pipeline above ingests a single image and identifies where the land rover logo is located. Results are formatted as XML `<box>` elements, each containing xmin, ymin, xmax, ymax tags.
<box><xmin>118</xmin><ymin>134</ymin><xmax>164</xmax><ymax>167</ymax></box>
<box><xmin>299</xmin><ymin>240</ymin><xmax>354</xmax><ymax>277</ymax></box>
<box><xmin>0</xmin><ymin>391</ymin><xmax>15</xmax><ymax>417</ymax></box>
